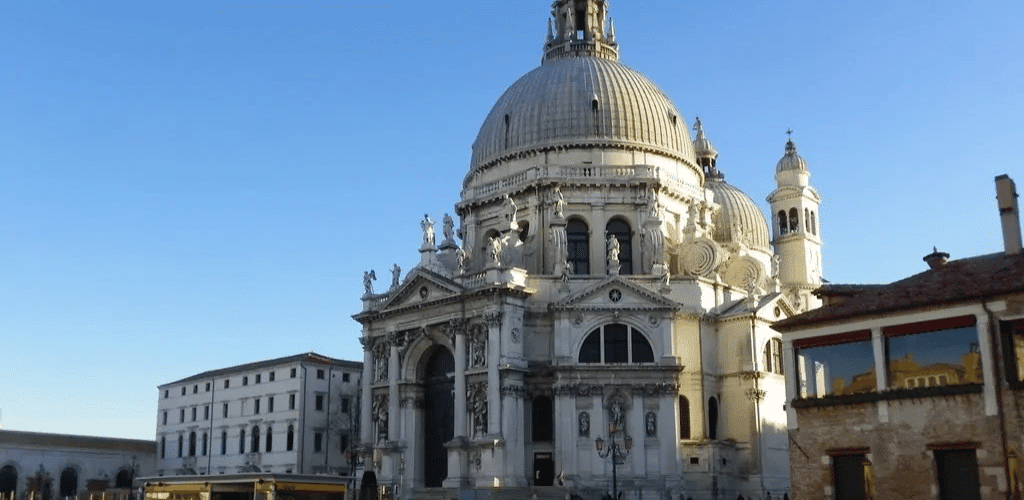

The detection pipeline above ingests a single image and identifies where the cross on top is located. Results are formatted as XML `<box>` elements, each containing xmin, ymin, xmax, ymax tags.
<box><xmin>786</xmin><ymin>128</ymin><xmax>793</xmax><ymax>139</ymax></box>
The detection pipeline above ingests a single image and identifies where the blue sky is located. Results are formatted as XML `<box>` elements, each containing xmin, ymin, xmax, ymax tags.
<box><xmin>1</xmin><ymin>0</ymin><xmax>1021</xmax><ymax>440</ymax></box>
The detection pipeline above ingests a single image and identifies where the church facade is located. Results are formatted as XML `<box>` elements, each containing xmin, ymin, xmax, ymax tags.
<box><xmin>352</xmin><ymin>2</ymin><xmax>822</xmax><ymax>499</ymax></box>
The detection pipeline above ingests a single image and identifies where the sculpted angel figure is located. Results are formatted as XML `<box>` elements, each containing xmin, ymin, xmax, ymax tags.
<box><xmin>390</xmin><ymin>264</ymin><xmax>401</xmax><ymax>290</ymax></box>
<box><xmin>488</xmin><ymin>236</ymin><xmax>502</xmax><ymax>265</ymax></box>
<box><xmin>503</xmin><ymin>194</ymin><xmax>518</xmax><ymax>228</ymax></box>
<box><xmin>421</xmin><ymin>214</ymin><xmax>435</xmax><ymax>247</ymax></box>
<box><xmin>552</xmin><ymin>187</ymin><xmax>565</xmax><ymax>218</ymax></box>
<box><xmin>456</xmin><ymin>247</ymin><xmax>467</xmax><ymax>274</ymax></box>
<box><xmin>363</xmin><ymin>270</ymin><xmax>376</xmax><ymax>295</ymax></box>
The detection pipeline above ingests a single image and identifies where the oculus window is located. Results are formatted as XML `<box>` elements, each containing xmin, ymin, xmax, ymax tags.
<box><xmin>579</xmin><ymin>324</ymin><xmax>654</xmax><ymax>364</ymax></box>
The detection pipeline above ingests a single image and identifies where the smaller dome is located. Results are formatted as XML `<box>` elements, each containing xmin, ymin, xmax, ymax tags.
<box><xmin>776</xmin><ymin>139</ymin><xmax>808</xmax><ymax>172</ymax></box>
<box><xmin>706</xmin><ymin>175</ymin><xmax>771</xmax><ymax>252</ymax></box>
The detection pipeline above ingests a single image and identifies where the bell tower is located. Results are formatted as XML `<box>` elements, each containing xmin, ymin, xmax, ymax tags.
<box><xmin>767</xmin><ymin>132</ymin><xmax>823</xmax><ymax>311</ymax></box>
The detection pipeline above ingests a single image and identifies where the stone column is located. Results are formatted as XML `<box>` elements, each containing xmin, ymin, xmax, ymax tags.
<box><xmin>360</xmin><ymin>335</ymin><xmax>374</xmax><ymax>445</ymax></box>
<box><xmin>388</xmin><ymin>334</ymin><xmax>400</xmax><ymax>441</ymax></box>
<box><xmin>485</xmin><ymin>310</ymin><xmax>503</xmax><ymax>435</ymax></box>
<box><xmin>445</xmin><ymin>322</ymin><xmax>469</xmax><ymax>488</ymax></box>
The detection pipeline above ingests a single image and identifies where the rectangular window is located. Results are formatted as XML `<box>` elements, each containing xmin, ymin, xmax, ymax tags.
<box><xmin>224</xmin><ymin>379</ymin><xmax>230</xmax><ymax>389</ymax></box>
<box><xmin>831</xmin><ymin>453</ymin><xmax>872</xmax><ymax>500</ymax></box>
<box><xmin>221</xmin><ymin>431</ymin><xmax>227</xmax><ymax>455</ymax></box>
<box><xmin>181</xmin><ymin>387</ymin><xmax>186</xmax><ymax>396</ymax></box>
<box><xmin>343</xmin><ymin>373</ymin><xmax>350</xmax><ymax>382</ymax></box>
<box><xmin>794</xmin><ymin>331</ymin><xmax>875</xmax><ymax>398</ymax></box>
<box><xmin>180</xmin><ymin>409</ymin><xmax>185</xmax><ymax>423</ymax></box>
<box><xmin>340</xmin><ymin>434</ymin><xmax>349</xmax><ymax>453</ymax></box>
<box><xmin>204</xmin><ymin>406</ymin><xmax>209</xmax><ymax>420</ymax></box>
<box><xmin>886</xmin><ymin>317</ymin><xmax>980</xmax><ymax>389</ymax></box>
<box><xmin>316</xmin><ymin>395</ymin><xmax>324</xmax><ymax>411</ymax></box>
<box><xmin>243</xmin><ymin>376</ymin><xmax>248</xmax><ymax>386</ymax></box>
<box><xmin>254</xmin><ymin>399</ymin><xmax>260</xmax><ymax>414</ymax></box>
<box><xmin>223</xmin><ymin>403</ymin><xmax>229</xmax><ymax>418</ymax></box>
<box><xmin>268</xmin><ymin>397</ymin><xmax>274</xmax><ymax>413</ymax></box>
<box><xmin>193</xmin><ymin>385</ymin><xmax>198</xmax><ymax>394</ymax></box>
<box><xmin>289</xmin><ymin>394</ymin><xmax>296</xmax><ymax>410</ymax></box>
<box><xmin>317</xmin><ymin>369</ymin><xmax>325</xmax><ymax>379</ymax></box>
<box><xmin>269</xmin><ymin>371</ymin><xmax>275</xmax><ymax>382</ymax></box>
<box><xmin>239</xmin><ymin>430</ymin><xmax>245</xmax><ymax>454</ymax></box>
<box><xmin>205</xmin><ymin>382</ymin><xmax>211</xmax><ymax>392</ymax></box>
<box><xmin>314</xmin><ymin>432</ymin><xmax>323</xmax><ymax>452</ymax></box>
<box><xmin>162</xmin><ymin>411</ymin><xmax>168</xmax><ymax>425</ymax></box>
<box><xmin>935</xmin><ymin>448</ymin><xmax>981</xmax><ymax>500</ymax></box>
<box><xmin>192</xmin><ymin>407</ymin><xmax>197</xmax><ymax>421</ymax></box>
<box><xmin>291</xmin><ymin>368</ymin><xmax>297</xmax><ymax>378</ymax></box>
<box><xmin>341</xmin><ymin>397</ymin><xmax>350</xmax><ymax>413</ymax></box>
<box><xmin>164</xmin><ymin>389</ymin><xmax>169</xmax><ymax>399</ymax></box>
<box><xmin>255</xmin><ymin>374</ymin><xmax>261</xmax><ymax>384</ymax></box>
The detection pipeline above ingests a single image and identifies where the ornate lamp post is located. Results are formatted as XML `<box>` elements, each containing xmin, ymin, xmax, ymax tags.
<box><xmin>595</xmin><ymin>424</ymin><xmax>632</xmax><ymax>500</ymax></box>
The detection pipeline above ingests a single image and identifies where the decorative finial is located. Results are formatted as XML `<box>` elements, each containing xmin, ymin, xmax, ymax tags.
<box><xmin>547</xmin><ymin>17</ymin><xmax>554</xmax><ymax>42</ymax></box>
<box><xmin>607</xmin><ymin>18</ymin><xmax>615</xmax><ymax>43</ymax></box>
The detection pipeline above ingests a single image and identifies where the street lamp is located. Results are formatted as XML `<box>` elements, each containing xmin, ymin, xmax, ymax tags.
<box><xmin>595</xmin><ymin>424</ymin><xmax>632</xmax><ymax>500</ymax></box>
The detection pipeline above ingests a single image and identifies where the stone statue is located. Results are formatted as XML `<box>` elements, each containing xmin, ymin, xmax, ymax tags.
<box><xmin>442</xmin><ymin>213</ymin><xmax>455</xmax><ymax>243</ymax></box>
<box><xmin>373</xmin><ymin>395</ymin><xmax>389</xmax><ymax>443</ymax></box>
<box><xmin>469</xmin><ymin>388</ymin><xmax>487</xmax><ymax>437</ymax></box>
<box><xmin>421</xmin><ymin>214</ymin><xmax>435</xmax><ymax>247</ymax></box>
<box><xmin>488</xmin><ymin>236</ymin><xmax>502</xmax><ymax>265</ymax></box>
<box><xmin>552</xmin><ymin>187</ymin><xmax>565</xmax><ymax>219</ymax></box>
<box><xmin>363</xmin><ymin>270</ymin><xmax>376</xmax><ymax>295</ymax></box>
<box><xmin>456</xmin><ymin>247</ymin><xmax>467</xmax><ymax>274</ymax></box>
<box><xmin>578</xmin><ymin>411</ymin><xmax>590</xmax><ymax>437</ymax></box>
<box><xmin>503</xmin><ymin>195</ymin><xmax>518</xmax><ymax>229</ymax></box>
<box><xmin>771</xmin><ymin>254</ymin><xmax>781</xmax><ymax>278</ymax></box>
<box><xmin>609</xmin><ymin>402</ymin><xmax>624</xmax><ymax>433</ymax></box>
<box><xmin>560</xmin><ymin>260</ymin><xmax>572</xmax><ymax>283</ymax></box>
<box><xmin>374</xmin><ymin>345</ymin><xmax>388</xmax><ymax>382</ymax></box>
<box><xmin>470</xmin><ymin>329</ymin><xmax>487</xmax><ymax>367</ymax></box>
<box><xmin>607</xmin><ymin>235</ymin><xmax>620</xmax><ymax>262</ymax></box>
<box><xmin>646</xmin><ymin>411</ymin><xmax>657</xmax><ymax>437</ymax></box>
<box><xmin>660</xmin><ymin>265</ymin><xmax>671</xmax><ymax>287</ymax></box>
<box><xmin>390</xmin><ymin>264</ymin><xmax>401</xmax><ymax>290</ymax></box>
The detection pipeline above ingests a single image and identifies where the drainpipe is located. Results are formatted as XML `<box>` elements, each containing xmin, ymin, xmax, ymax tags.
<box><xmin>981</xmin><ymin>299</ymin><xmax>1013</xmax><ymax>500</ymax></box>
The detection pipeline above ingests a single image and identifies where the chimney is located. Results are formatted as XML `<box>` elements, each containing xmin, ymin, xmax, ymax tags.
<box><xmin>996</xmin><ymin>175</ymin><xmax>1022</xmax><ymax>254</ymax></box>
<box><xmin>923</xmin><ymin>247</ymin><xmax>949</xmax><ymax>269</ymax></box>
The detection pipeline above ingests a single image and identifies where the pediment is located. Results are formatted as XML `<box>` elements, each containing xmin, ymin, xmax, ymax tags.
<box><xmin>552</xmin><ymin>275</ymin><xmax>681</xmax><ymax>311</ymax></box>
<box><xmin>716</xmin><ymin>291</ymin><xmax>797</xmax><ymax>321</ymax></box>
<box><xmin>379</xmin><ymin>268</ymin><xmax>462</xmax><ymax>311</ymax></box>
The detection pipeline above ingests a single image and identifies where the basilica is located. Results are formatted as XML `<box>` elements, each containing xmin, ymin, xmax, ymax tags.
<box><xmin>352</xmin><ymin>1</ymin><xmax>823</xmax><ymax>499</ymax></box>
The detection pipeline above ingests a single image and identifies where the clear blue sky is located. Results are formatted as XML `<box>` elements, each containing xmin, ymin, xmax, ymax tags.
<box><xmin>1</xmin><ymin>1</ymin><xmax>1021</xmax><ymax>440</ymax></box>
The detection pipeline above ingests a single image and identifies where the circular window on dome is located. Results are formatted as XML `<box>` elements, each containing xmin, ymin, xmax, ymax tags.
<box><xmin>578</xmin><ymin>324</ymin><xmax>654</xmax><ymax>364</ymax></box>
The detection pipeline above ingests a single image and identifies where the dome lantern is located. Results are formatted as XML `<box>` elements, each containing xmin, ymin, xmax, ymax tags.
<box><xmin>543</xmin><ymin>0</ymin><xmax>619</xmax><ymax>63</ymax></box>
<box><xmin>693</xmin><ymin>117</ymin><xmax>720</xmax><ymax>179</ymax></box>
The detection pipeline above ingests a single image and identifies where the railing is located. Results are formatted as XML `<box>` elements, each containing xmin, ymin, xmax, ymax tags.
<box><xmin>460</xmin><ymin>272</ymin><xmax>486</xmax><ymax>289</ymax></box>
<box><xmin>471</xmin><ymin>164</ymin><xmax>662</xmax><ymax>198</ymax></box>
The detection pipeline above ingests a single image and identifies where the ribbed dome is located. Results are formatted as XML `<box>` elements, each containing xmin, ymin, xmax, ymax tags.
<box><xmin>470</xmin><ymin>57</ymin><xmax>696</xmax><ymax>173</ymax></box>
<box><xmin>776</xmin><ymin>139</ymin><xmax>808</xmax><ymax>172</ymax></box>
<box><xmin>706</xmin><ymin>174</ymin><xmax>771</xmax><ymax>251</ymax></box>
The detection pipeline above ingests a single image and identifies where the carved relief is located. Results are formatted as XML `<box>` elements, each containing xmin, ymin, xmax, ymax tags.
<box><xmin>645</xmin><ymin>411</ymin><xmax>657</xmax><ymax>437</ymax></box>
<box><xmin>681</xmin><ymin>238</ymin><xmax>721</xmax><ymax>278</ymax></box>
<box><xmin>578</xmin><ymin>411</ymin><xmax>590</xmax><ymax>437</ymax></box>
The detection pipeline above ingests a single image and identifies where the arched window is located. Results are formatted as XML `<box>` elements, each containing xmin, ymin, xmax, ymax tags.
<box><xmin>59</xmin><ymin>467</ymin><xmax>78</xmax><ymax>497</ymax></box>
<box><xmin>777</xmin><ymin>211</ymin><xmax>788</xmax><ymax>235</ymax></box>
<box><xmin>606</xmin><ymin>218</ymin><xmax>633</xmax><ymax>274</ymax></box>
<box><xmin>239</xmin><ymin>429</ymin><xmax>245</xmax><ymax>454</ymax></box>
<box><xmin>532</xmin><ymin>396</ymin><xmax>553</xmax><ymax>442</ymax></box>
<box><xmin>1</xmin><ymin>465</ymin><xmax>18</xmax><ymax>497</ymax></box>
<box><xmin>188</xmin><ymin>431</ymin><xmax>196</xmax><ymax>457</ymax></box>
<box><xmin>804</xmin><ymin>208</ymin><xmax>810</xmax><ymax>232</ymax></box>
<box><xmin>251</xmin><ymin>426</ymin><xmax>260</xmax><ymax>453</ymax></box>
<box><xmin>115</xmin><ymin>469</ymin><xmax>133</xmax><ymax>489</ymax></box>
<box><xmin>708</xmin><ymin>397</ymin><xmax>719</xmax><ymax>440</ymax></box>
<box><xmin>810</xmin><ymin>211</ymin><xmax>817</xmax><ymax>236</ymax></box>
<box><xmin>788</xmin><ymin>208</ymin><xmax>799</xmax><ymax>234</ymax></box>
<box><xmin>567</xmin><ymin>219</ymin><xmax>590</xmax><ymax>274</ymax></box>
<box><xmin>287</xmin><ymin>425</ymin><xmax>295</xmax><ymax>451</ymax></box>
<box><xmin>221</xmin><ymin>431</ymin><xmax>227</xmax><ymax>455</ymax></box>
<box><xmin>765</xmin><ymin>338</ymin><xmax>784</xmax><ymax>375</ymax></box>
<box><xmin>578</xmin><ymin>324</ymin><xmax>654</xmax><ymax>364</ymax></box>
<box><xmin>177</xmin><ymin>435</ymin><xmax>183</xmax><ymax>458</ymax></box>
<box><xmin>679</xmin><ymin>396</ymin><xmax>690</xmax><ymax>439</ymax></box>
<box><xmin>266</xmin><ymin>426</ymin><xmax>273</xmax><ymax>452</ymax></box>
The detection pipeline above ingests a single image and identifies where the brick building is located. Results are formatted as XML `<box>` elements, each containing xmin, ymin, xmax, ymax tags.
<box><xmin>773</xmin><ymin>175</ymin><xmax>1024</xmax><ymax>499</ymax></box>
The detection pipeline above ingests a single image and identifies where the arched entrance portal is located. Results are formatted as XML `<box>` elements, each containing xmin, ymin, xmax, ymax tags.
<box><xmin>0</xmin><ymin>465</ymin><xmax>17</xmax><ymax>497</ymax></box>
<box><xmin>423</xmin><ymin>347</ymin><xmax>454</xmax><ymax>488</ymax></box>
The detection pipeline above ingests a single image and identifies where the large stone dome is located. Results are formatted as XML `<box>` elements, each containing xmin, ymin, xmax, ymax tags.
<box><xmin>470</xmin><ymin>56</ymin><xmax>697</xmax><ymax>174</ymax></box>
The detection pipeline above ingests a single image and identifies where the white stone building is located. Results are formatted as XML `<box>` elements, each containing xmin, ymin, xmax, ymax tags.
<box><xmin>0</xmin><ymin>430</ymin><xmax>155</xmax><ymax>500</ymax></box>
<box><xmin>351</xmin><ymin>2</ymin><xmax>824</xmax><ymax>499</ymax></box>
<box><xmin>154</xmin><ymin>353</ymin><xmax>361</xmax><ymax>477</ymax></box>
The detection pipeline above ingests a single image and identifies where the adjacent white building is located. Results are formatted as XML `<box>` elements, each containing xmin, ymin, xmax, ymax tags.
<box><xmin>155</xmin><ymin>353</ymin><xmax>361</xmax><ymax>477</ymax></box>
<box><xmin>352</xmin><ymin>1</ymin><xmax>824</xmax><ymax>499</ymax></box>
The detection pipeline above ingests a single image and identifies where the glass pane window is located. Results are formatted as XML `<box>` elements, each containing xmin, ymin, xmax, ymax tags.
<box><xmin>577</xmin><ymin>324</ymin><xmax>655</xmax><ymax>364</ymax></box>
<box><xmin>887</xmin><ymin>325</ymin><xmax>981</xmax><ymax>389</ymax></box>
<box><xmin>795</xmin><ymin>337</ymin><xmax>875</xmax><ymax>398</ymax></box>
